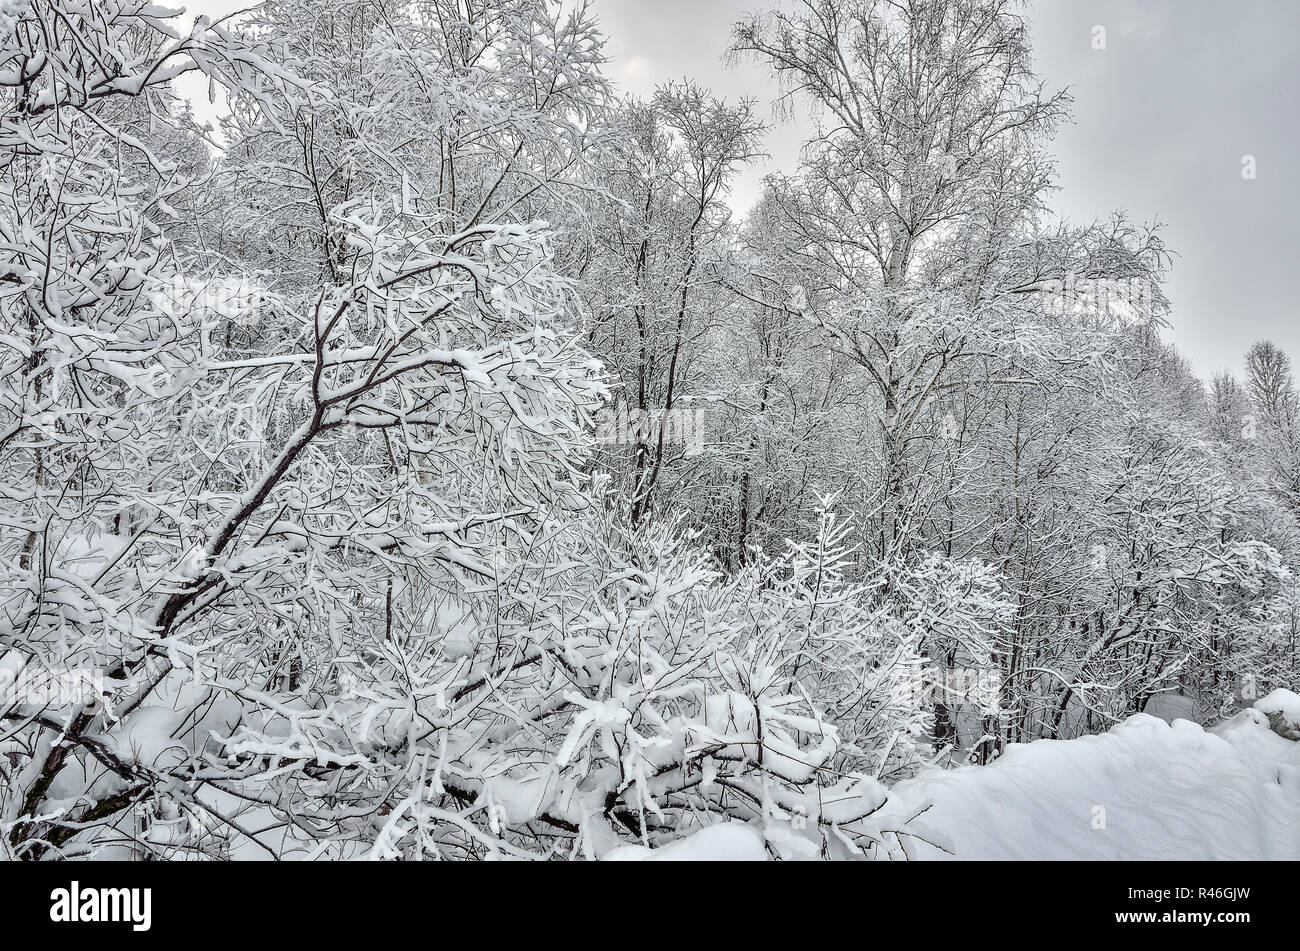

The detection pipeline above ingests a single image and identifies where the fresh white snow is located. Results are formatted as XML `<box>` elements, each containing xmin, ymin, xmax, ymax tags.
<box><xmin>608</xmin><ymin>695</ymin><xmax>1300</xmax><ymax>860</ymax></box>
<box><xmin>867</xmin><ymin>708</ymin><xmax>1300</xmax><ymax>860</ymax></box>
<box><xmin>1255</xmin><ymin>688</ymin><xmax>1300</xmax><ymax>739</ymax></box>
<box><xmin>603</xmin><ymin>823</ymin><xmax>769</xmax><ymax>861</ymax></box>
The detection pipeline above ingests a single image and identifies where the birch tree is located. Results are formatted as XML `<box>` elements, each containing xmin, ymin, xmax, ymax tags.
<box><xmin>732</xmin><ymin>0</ymin><xmax>1067</xmax><ymax>561</ymax></box>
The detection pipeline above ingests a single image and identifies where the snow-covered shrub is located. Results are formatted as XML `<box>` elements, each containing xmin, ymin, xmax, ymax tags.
<box><xmin>226</xmin><ymin>503</ymin><xmax>895</xmax><ymax>860</ymax></box>
<box><xmin>730</xmin><ymin>500</ymin><xmax>935</xmax><ymax>783</ymax></box>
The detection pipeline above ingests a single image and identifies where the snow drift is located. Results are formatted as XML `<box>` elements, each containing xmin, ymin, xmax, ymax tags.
<box><xmin>609</xmin><ymin>692</ymin><xmax>1300</xmax><ymax>860</ymax></box>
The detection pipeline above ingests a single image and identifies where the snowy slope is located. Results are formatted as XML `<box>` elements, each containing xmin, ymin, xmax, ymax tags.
<box><xmin>867</xmin><ymin>708</ymin><xmax>1300</xmax><ymax>860</ymax></box>
<box><xmin>606</xmin><ymin>694</ymin><xmax>1300</xmax><ymax>860</ymax></box>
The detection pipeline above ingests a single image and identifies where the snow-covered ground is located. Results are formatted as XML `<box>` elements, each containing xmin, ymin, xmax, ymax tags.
<box><xmin>871</xmin><ymin>707</ymin><xmax>1300</xmax><ymax>860</ymax></box>
<box><xmin>604</xmin><ymin>822</ymin><xmax>770</xmax><ymax>861</ymax></box>
<box><xmin>609</xmin><ymin>692</ymin><xmax>1300</xmax><ymax>860</ymax></box>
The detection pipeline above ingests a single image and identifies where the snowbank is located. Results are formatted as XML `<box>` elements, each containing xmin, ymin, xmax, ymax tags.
<box><xmin>603</xmin><ymin>823</ymin><xmax>768</xmax><ymax>862</ymax></box>
<box><xmin>603</xmin><ymin>702</ymin><xmax>1300</xmax><ymax>860</ymax></box>
<box><xmin>867</xmin><ymin>708</ymin><xmax>1300</xmax><ymax>860</ymax></box>
<box><xmin>1256</xmin><ymin>688</ymin><xmax>1300</xmax><ymax>740</ymax></box>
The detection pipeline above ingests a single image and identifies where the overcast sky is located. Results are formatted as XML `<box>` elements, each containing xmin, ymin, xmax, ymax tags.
<box><xmin>182</xmin><ymin>0</ymin><xmax>1299</xmax><ymax>379</ymax></box>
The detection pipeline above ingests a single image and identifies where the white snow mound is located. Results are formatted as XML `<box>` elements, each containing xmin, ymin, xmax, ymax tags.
<box><xmin>598</xmin><ymin>710</ymin><xmax>1300</xmax><ymax>860</ymax></box>
<box><xmin>603</xmin><ymin>823</ymin><xmax>767</xmax><ymax>861</ymax></box>
<box><xmin>868</xmin><ymin>711</ymin><xmax>1300</xmax><ymax>860</ymax></box>
<box><xmin>1255</xmin><ymin>688</ymin><xmax>1300</xmax><ymax>740</ymax></box>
